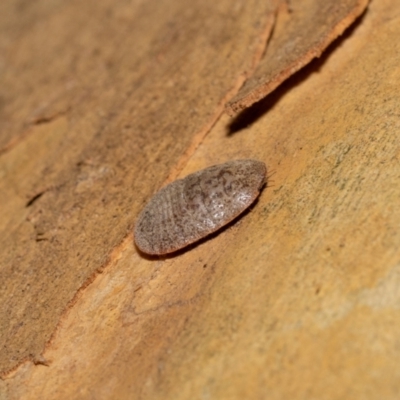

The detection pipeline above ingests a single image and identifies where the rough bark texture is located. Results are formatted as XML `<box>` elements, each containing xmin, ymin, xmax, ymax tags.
<box><xmin>2</xmin><ymin>0</ymin><xmax>400</xmax><ymax>399</ymax></box>
<box><xmin>226</xmin><ymin>0</ymin><xmax>370</xmax><ymax>115</ymax></box>
<box><xmin>0</xmin><ymin>0</ymin><xmax>279</xmax><ymax>375</ymax></box>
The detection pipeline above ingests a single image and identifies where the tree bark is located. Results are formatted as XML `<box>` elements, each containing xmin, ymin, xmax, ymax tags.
<box><xmin>2</xmin><ymin>0</ymin><xmax>400</xmax><ymax>399</ymax></box>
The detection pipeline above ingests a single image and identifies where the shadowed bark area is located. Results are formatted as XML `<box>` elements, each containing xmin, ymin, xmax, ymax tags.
<box><xmin>226</xmin><ymin>0</ymin><xmax>370</xmax><ymax>115</ymax></box>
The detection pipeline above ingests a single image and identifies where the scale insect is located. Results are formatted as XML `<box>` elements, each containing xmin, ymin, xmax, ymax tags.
<box><xmin>134</xmin><ymin>159</ymin><xmax>266</xmax><ymax>255</ymax></box>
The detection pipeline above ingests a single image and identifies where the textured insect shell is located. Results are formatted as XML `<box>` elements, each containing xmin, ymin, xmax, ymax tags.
<box><xmin>134</xmin><ymin>159</ymin><xmax>266</xmax><ymax>255</ymax></box>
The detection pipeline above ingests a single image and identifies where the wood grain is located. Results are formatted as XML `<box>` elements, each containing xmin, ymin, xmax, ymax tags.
<box><xmin>2</xmin><ymin>0</ymin><xmax>400</xmax><ymax>399</ymax></box>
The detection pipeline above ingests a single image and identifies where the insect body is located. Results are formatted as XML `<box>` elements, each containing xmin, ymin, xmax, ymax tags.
<box><xmin>134</xmin><ymin>159</ymin><xmax>266</xmax><ymax>255</ymax></box>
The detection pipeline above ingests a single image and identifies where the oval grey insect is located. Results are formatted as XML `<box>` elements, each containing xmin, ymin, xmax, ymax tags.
<box><xmin>134</xmin><ymin>159</ymin><xmax>266</xmax><ymax>255</ymax></box>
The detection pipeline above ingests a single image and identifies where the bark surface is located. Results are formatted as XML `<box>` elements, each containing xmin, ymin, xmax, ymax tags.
<box><xmin>2</xmin><ymin>0</ymin><xmax>400</xmax><ymax>399</ymax></box>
